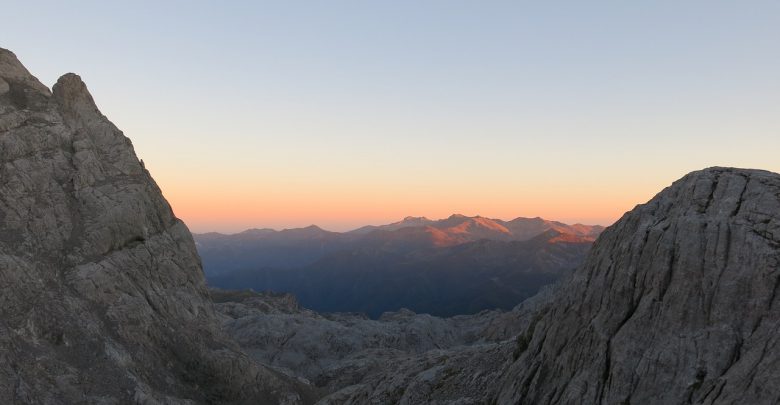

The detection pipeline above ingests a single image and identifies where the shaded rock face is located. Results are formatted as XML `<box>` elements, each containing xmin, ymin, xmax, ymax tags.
<box><xmin>0</xmin><ymin>48</ymin><xmax>312</xmax><ymax>404</ymax></box>
<box><xmin>498</xmin><ymin>167</ymin><xmax>780</xmax><ymax>404</ymax></box>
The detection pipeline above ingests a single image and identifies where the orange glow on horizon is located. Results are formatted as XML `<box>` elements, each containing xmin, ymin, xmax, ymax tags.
<box><xmin>156</xmin><ymin>173</ymin><xmax>661</xmax><ymax>233</ymax></box>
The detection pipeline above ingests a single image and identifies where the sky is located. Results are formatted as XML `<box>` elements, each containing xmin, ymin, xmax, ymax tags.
<box><xmin>2</xmin><ymin>1</ymin><xmax>779</xmax><ymax>232</ymax></box>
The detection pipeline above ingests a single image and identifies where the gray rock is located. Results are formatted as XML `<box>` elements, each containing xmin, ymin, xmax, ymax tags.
<box><xmin>497</xmin><ymin>167</ymin><xmax>780</xmax><ymax>404</ymax></box>
<box><xmin>0</xmin><ymin>47</ymin><xmax>316</xmax><ymax>404</ymax></box>
<box><xmin>308</xmin><ymin>283</ymin><xmax>551</xmax><ymax>404</ymax></box>
<box><xmin>213</xmin><ymin>289</ymin><xmax>506</xmax><ymax>394</ymax></box>
<box><xmin>318</xmin><ymin>343</ymin><xmax>512</xmax><ymax>405</ymax></box>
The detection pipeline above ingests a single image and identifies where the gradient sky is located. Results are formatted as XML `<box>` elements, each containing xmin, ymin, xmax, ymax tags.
<box><xmin>3</xmin><ymin>1</ymin><xmax>779</xmax><ymax>232</ymax></box>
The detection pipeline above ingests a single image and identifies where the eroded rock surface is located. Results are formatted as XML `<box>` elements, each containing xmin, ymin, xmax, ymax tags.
<box><xmin>212</xmin><ymin>288</ymin><xmax>512</xmax><ymax>394</ymax></box>
<box><xmin>0</xmin><ymin>48</ymin><xmax>315</xmax><ymax>404</ymax></box>
<box><xmin>213</xmin><ymin>286</ymin><xmax>561</xmax><ymax>404</ymax></box>
<box><xmin>496</xmin><ymin>167</ymin><xmax>780</xmax><ymax>404</ymax></box>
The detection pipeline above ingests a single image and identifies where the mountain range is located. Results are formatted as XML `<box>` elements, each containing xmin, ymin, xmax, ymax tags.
<box><xmin>197</xmin><ymin>215</ymin><xmax>603</xmax><ymax>317</ymax></box>
<box><xmin>5</xmin><ymin>48</ymin><xmax>780</xmax><ymax>404</ymax></box>
<box><xmin>196</xmin><ymin>215</ymin><xmax>603</xmax><ymax>273</ymax></box>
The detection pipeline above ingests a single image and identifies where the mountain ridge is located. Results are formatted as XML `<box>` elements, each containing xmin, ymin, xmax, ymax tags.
<box><xmin>194</xmin><ymin>214</ymin><xmax>605</xmax><ymax>276</ymax></box>
<box><xmin>197</xmin><ymin>214</ymin><xmax>602</xmax><ymax>318</ymax></box>
<box><xmin>201</xmin><ymin>214</ymin><xmax>605</xmax><ymax>240</ymax></box>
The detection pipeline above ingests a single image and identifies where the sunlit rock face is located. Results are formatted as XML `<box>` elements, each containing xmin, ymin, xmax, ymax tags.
<box><xmin>0</xmin><ymin>48</ymin><xmax>314</xmax><ymax>404</ymax></box>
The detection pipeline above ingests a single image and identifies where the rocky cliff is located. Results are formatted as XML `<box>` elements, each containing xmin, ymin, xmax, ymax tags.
<box><xmin>496</xmin><ymin>167</ymin><xmax>780</xmax><ymax>404</ymax></box>
<box><xmin>0</xmin><ymin>48</ymin><xmax>314</xmax><ymax>404</ymax></box>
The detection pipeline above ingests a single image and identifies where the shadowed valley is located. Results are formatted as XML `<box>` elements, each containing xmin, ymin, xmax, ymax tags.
<box><xmin>198</xmin><ymin>216</ymin><xmax>603</xmax><ymax>317</ymax></box>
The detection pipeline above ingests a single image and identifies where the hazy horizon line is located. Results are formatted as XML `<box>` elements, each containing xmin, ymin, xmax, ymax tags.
<box><xmin>190</xmin><ymin>212</ymin><xmax>613</xmax><ymax>235</ymax></box>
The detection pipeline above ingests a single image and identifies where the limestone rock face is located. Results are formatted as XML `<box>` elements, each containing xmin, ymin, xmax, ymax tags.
<box><xmin>0</xmin><ymin>48</ymin><xmax>313</xmax><ymax>404</ymax></box>
<box><xmin>497</xmin><ymin>167</ymin><xmax>780</xmax><ymax>404</ymax></box>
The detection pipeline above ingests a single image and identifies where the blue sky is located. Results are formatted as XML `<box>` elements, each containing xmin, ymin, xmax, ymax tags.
<box><xmin>2</xmin><ymin>1</ymin><xmax>779</xmax><ymax>232</ymax></box>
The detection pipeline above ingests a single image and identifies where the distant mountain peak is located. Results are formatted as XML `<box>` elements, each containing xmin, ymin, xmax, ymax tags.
<box><xmin>403</xmin><ymin>216</ymin><xmax>429</xmax><ymax>221</ymax></box>
<box><xmin>198</xmin><ymin>214</ymin><xmax>606</xmax><ymax>244</ymax></box>
<box><xmin>239</xmin><ymin>227</ymin><xmax>276</xmax><ymax>234</ymax></box>
<box><xmin>277</xmin><ymin>224</ymin><xmax>332</xmax><ymax>238</ymax></box>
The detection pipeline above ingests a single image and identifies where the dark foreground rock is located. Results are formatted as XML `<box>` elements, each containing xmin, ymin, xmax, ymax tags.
<box><xmin>0</xmin><ymin>48</ymin><xmax>316</xmax><ymax>404</ymax></box>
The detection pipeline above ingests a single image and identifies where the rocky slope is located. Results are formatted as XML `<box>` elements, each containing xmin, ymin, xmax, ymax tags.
<box><xmin>317</xmin><ymin>167</ymin><xmax>780</xmax><ymax>404</ymax></box>
<box><xmin>0</xmin><ymin>48</ymin><xmax>315</xmax><ymax>404</ymax></box>
<box><xmin>212</xmin><ymin>289</ymin><xmax>510</xmax><ymax>394</ymax></box>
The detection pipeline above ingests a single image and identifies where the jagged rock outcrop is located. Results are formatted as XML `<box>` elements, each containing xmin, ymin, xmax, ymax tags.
<box><xmin>496</xmin><ymin>167</ymin><xmax>780</xmax><ymax>404</ymax></box>
<box><xmin>0</xmin><ymin>48</ymin><xmax>315</xmax><ymax>404</ymax></box>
